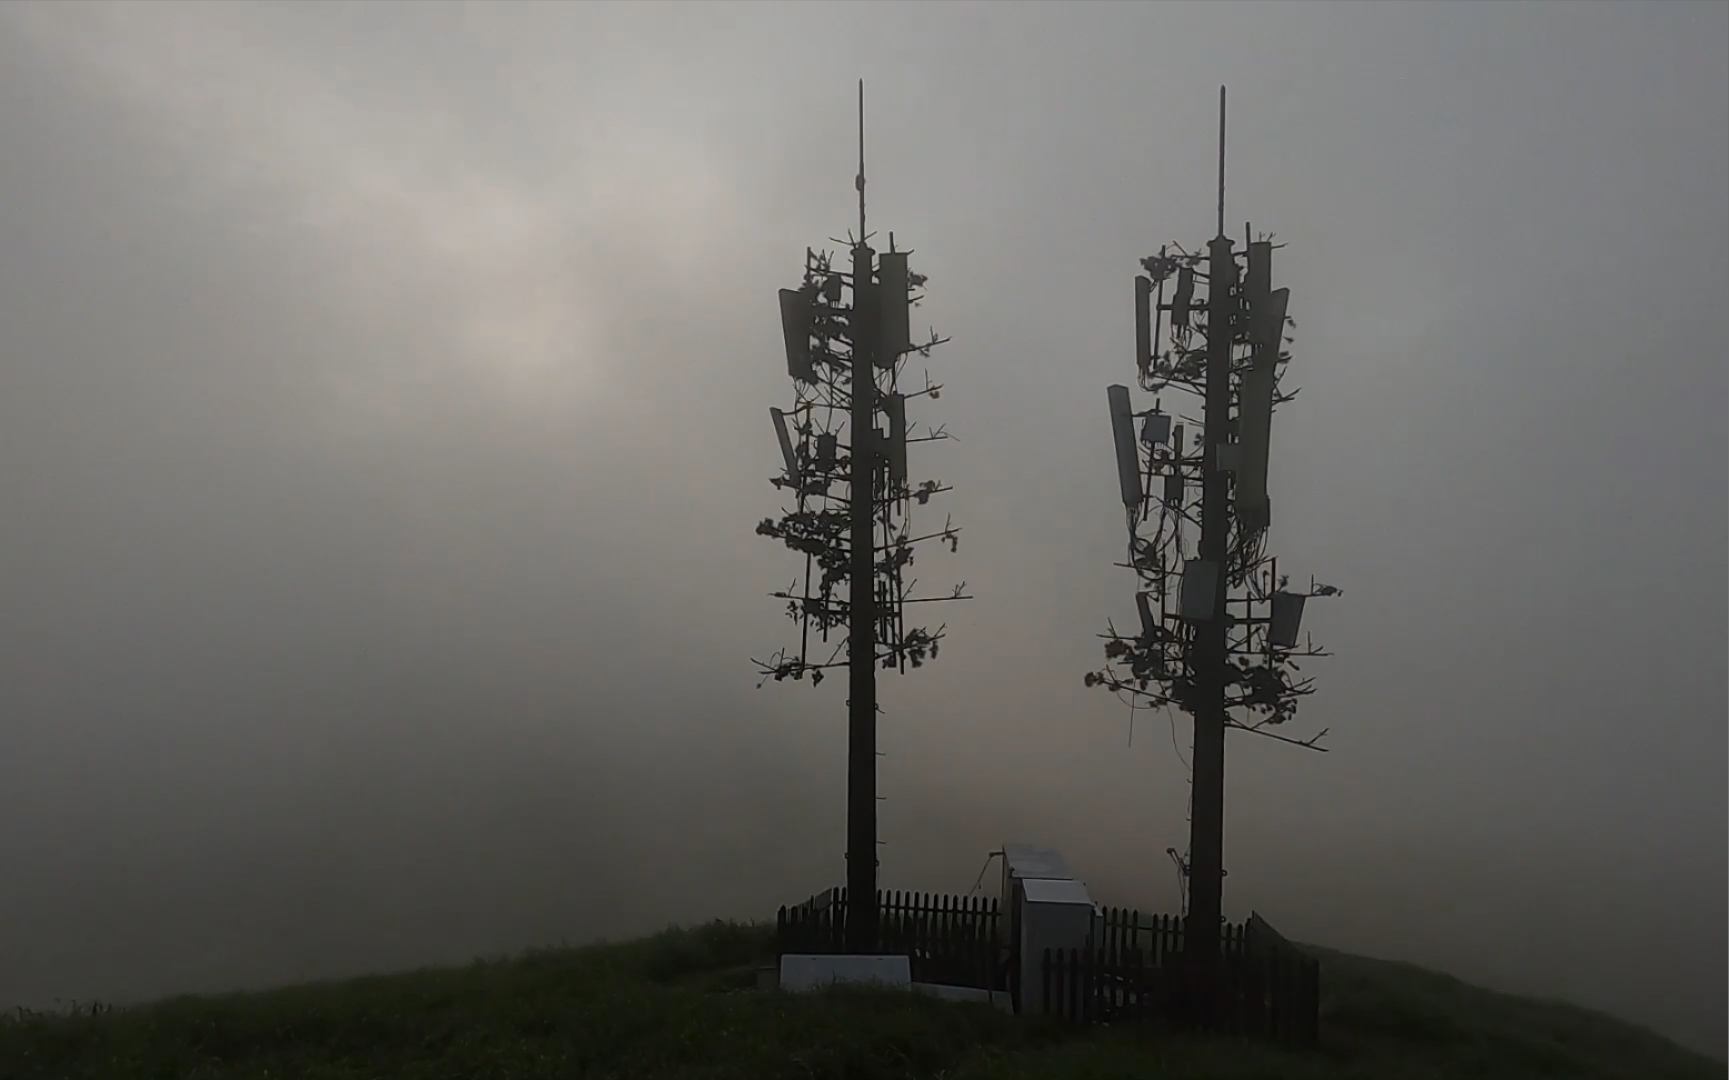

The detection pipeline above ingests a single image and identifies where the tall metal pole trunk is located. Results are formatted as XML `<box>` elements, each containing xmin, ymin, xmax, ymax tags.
<box><xmin>846</xmin><ymin>241</ymin><xmax>880</xmax><ymax>953</ymax></box>
<box><xmin>1185</xmin><ymin>229</ymin><xmax>1235</xmax><ymax>1023</ymax></box>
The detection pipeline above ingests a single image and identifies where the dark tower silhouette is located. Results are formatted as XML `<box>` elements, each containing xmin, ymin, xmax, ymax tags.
<box><xmin>757</xmin><ymin>81</ymin><xmax>968</xmax><ymax>954</ymax></box>
<box><xmin>1088</xmin><ymin>86</ymin><xmax>1339</xmax><ymax>1025</ymax></box>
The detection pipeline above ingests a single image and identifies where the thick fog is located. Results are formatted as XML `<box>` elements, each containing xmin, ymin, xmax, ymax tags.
<box><xmin>1</xmin><ymin>0</ymin><xmax>1723</xmax><ymax>1059</ymax></box>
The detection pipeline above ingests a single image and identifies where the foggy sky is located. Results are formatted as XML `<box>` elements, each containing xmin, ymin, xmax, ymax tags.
<box><xmin>1</xmin><ymin>0</ymin><xmax>1724</xmax><ymax>1059</ymax></box>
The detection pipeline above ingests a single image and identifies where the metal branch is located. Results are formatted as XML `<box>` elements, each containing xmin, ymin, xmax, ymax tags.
<box><xmin>1224</xmin><ymin>720</ymin><xmax>1329</xmax><ymax>751</ymax></box>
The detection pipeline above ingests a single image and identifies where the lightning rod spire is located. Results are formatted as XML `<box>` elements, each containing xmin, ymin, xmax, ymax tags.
<box><xmin>857</xmin><ymin>79</ymin><xmax>867</xmax><ymax>241</ymax></box>
<box><xmin>1216</xmin><ymin>85</ymin><xmax>1227</xmax><ymax>239</ymax></box>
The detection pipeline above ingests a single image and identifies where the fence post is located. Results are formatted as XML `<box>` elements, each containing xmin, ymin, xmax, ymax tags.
<box><xmin>1088</xmin><ymin>944</ymin><xmax>1100</xmax><ymax>1024</ymax></box>
<box><xmin>982</xmin><ymin>896</ymin><xmax>994</xmax><ymax>991</ymax></box>
<box><xmin>1078</xmin><ymin>945</ymin><xmax>1089</xmax><ymax>1024</ymax></box>
<box><xmin>832</xmin><ymin>898</ymin><xmax>840</xmax><ymax>953</ymax></box>
<box><xmin>918</xmin><ymin>891</ymin><xmax>929</xmax><ymax>981</ymax></box>
<box><xmin>1216</xmin><ymin>923</ymin><xmax>1231</xmax><ymax>1035</ymax></box>
<box><xmin>960</xmin><ymin>894</ymin><xmax>970</xmax><ymax>986</ymax></box>
<box><xmin>1085</xmin><ymin>945</ymin><xmax>1097</xmax><ymax>1024</ymax></box>
<box><xmin>912</xmin><ymin>890</ymin><xmax>922</xmax><ymax>965</ymax></box>
<box><xmin>1056</xmin><ymin>948</ymin><xmax>1066</xmax><ymax>1020</ymax></box>
<box><xmin>1103</xmin><ymin>907</ymin><xmax>1115</xmax><ymax>970</ymax></box>
<box><xmin>1241</xmin><ymin>922</ymin><xmax>1250</xmax><ymax>1035</ymax></box>
<box><xmin>998</xmin><ymin>898</ymin><xmax>1008</xmax><ymax>994</ymax></box>
<box><xmin>1041</xmin><ymin>947</ymin><xmax>1052</xmax><ymax>1017</ymax></box>
<box><xmin>937</xmin><ymin>893</ymin><xmax>950</xmax><ymax>982</ymax></box>
<box><xmin>890</xmin><ymin>891</ymin><xmax>903</xmax><ymax>967</ymax></box>
<box><xmin>1058</xmin><ymin>946</ymin><xmax>1071</xmax><ymax>1022</ymax></box>
<box><xmin>1232</xmin><ymin>922</ymin><xmax>1248</xmax><ymax>1036</ymax></box>
<box><xmin>921</xmin><ymin>891</ymin><xmax>932</xmax><ymax>979</ymax></box>
<box><xmin>971</xmin><ymin>896</ymin><xmax>985</xmax><ymax>990</ymax></box>
<box><xmin>1132</xmin><ymin>940</ymin><xmax>1146</xmax><ymax>1021</ymax></box>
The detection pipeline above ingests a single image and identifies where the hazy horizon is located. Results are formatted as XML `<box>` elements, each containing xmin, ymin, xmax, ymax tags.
<box><xmin>0</xmin><ymin>0</ymin><xmax>1723</xmax><ymax>1060</ymax></box>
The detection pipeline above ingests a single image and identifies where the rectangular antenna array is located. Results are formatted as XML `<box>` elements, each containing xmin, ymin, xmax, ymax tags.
<box><xmin>1107</xmin><ymin>384</ymin><xmax>1141</xmax><ymax>510</ymax></box>
<box><xmin>877</xmin><ymin>251</ymin><xmax>912</xmax><ymax>362</ymax></box>
<box><xmin>779</xmin><ymin>287</ymin><xmax>816</xmax><ymax>382</ymax></box>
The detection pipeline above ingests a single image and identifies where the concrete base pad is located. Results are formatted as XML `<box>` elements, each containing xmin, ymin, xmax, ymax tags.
<box><xmin>778</xmin><ymin>953</ymin><xmax>912</xmax><ymax>993</ymax></box>
<box><xmin>912</xmin><ymin>982</ymin><xmax>1014</xmax><ymax>1011</ymax></box>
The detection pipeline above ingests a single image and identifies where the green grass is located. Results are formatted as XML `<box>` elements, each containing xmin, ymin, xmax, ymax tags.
<box><xmin>0</xmin><ymin>922</ymin><xmax>1719</xmax><ymax>1079</ymax></box>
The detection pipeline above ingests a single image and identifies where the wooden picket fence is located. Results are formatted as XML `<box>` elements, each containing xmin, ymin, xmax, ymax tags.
<box><xmin>1095</xmin><ymin>907</ymin><xmax>1186</xmax><ymax>970</ymax></box>
<box><xmin>775</xmin><ymin>891</ymin><xmax>1318</xmax><ymax>1045</ymax></box>
<box><xmin>775</xmin><ymin>886</ymin><xmax>1005</xmax><ymax>991</ymax></box>
<box><xmin>1040</xmin><ymin>911</ymin><xmax>1320</xmax><ymax>1046</ymax></box>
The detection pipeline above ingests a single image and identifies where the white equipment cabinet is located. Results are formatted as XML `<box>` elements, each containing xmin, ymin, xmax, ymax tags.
<box><xmin>998</xmin><ymin>844</ymin><xmax>1098</xmax><ymax>1014</ymax></box>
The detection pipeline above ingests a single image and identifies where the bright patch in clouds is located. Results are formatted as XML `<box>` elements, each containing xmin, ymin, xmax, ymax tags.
<box><xmin>8</xmin><ymin>0</ymin><xmax>738</xmax><ymax>427</ymax></box>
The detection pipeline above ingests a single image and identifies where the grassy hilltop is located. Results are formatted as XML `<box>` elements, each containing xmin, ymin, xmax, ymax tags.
<box><xmin>0</xmin><ymin>921</ymin><xmax>1719</xmax><ymax>1080</ymax></box>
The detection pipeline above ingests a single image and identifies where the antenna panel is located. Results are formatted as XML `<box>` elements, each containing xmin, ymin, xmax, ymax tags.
<box><xmin>1172</xmin><ymin>267</ymin><xmax>1195</xmax><ymax>331</ymax></box>
<box><xmin>1236</xmin><ymin>500</ymin><xmax>1270</xmax><ymax>536</ymax></box>
<box><xmin>886</xmin><ymin>392</ymin><xmax>908</xmax><ymax>487</ymax></box>
<box><xmin>1211</xmin><ymin>237</ymin><xmax>1239</xmax><ymax>290</ymax></box>
<box><xmin>779</xmin><ymin>287</ymin><xmax>815</xmax><ymax>382</ymax></box>
<box><xmin>1163</xmin><ymin>472</ymin><xmax>1184</xmax><ymax>508</ymax></box>
<box><xmin>1254</xmin><ymin>288</ymin><xmax>1289</xmax><ymax>354</ymax></box>
<box><xmin>1107</xmin><ymin>384</ymin><xmax>1142</xmax><ymax>509</ymax></box>
<box><xmin>770</xmin><ymin>407</ymin><xmax>799</xmax><ymax>479</ymax></box>
<box><xmin>1246</xmin><ymin>240</ymin><xmax>1272</xmax><ymax>308</ymax></box>
<box><xmin>1268</xmin><ymin>591</ymin><xmax>1306</xmax><ymax>648</ymax></box>
<box><xmin>1135</xmin><ymin>276</ymin><xmax>1153</xmax><ymax>375</ymax></box>
<box><xmin>878</xmin><ymin>251</ymin><xmax>912</xmax><ymax>360</ymax></box>
<box><xmin>1236</xmin><ymin>361</ymin><xmax>1275</xmax><ymax>524</ymax></box>
<box><xmin>1136</xmin><ymin>592</ymin><xmax>1158</xmax><ymax>640</ymax></box>
<box><xmin>1180</xmin><ymin>559</ymin><xmax>1221</xmax><ymax>623</ymax></box>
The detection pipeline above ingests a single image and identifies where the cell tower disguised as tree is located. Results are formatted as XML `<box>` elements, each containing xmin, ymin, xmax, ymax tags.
<box><xmin>1085</xmin><ymin>87</ymin><xmax>1340</xmax><ymax>1022</ymax></box>
<box><xmin>753</xmin><ymin>83</ymin><xmax>966</xmax><ymax>954</ymax></box>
